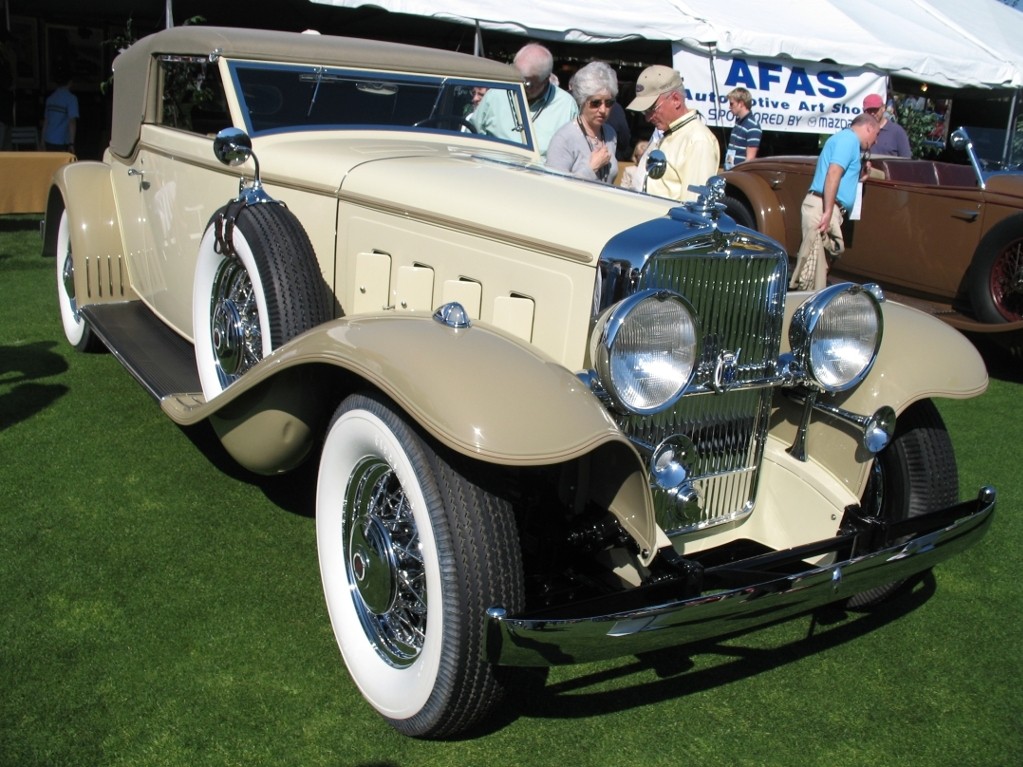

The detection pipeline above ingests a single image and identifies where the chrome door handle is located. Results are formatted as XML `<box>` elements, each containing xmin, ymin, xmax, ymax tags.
<box><xmin>952</xmin><ymin>208</ymin><xmax>979</xmax><ymax>222</ymax></box>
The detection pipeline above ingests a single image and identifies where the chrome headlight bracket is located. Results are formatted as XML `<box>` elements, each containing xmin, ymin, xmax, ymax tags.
<box><xmin>787</xmin><ymin>392</ymin><xmax>897</xmax><ymax>461</ymax></box>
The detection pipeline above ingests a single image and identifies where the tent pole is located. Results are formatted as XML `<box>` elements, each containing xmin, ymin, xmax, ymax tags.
<box><xmin>1003</xmin><ymin>89</ymin><xmax>1020</xmax><ymax>167</ymax></box>
<box><xmin>706</xmin><ymin>43</ymin><xmax>721</xmax><ymax>127</ymax></box>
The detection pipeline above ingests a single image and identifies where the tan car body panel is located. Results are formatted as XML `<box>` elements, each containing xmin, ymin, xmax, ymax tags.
<box><xmin>50</xmin><ymin>162</ymin><xmax>137</xmax><ymax>306</ymax></box>
<box><xmin>55</xmin><ymin>152</ymin><xmax>986</xmax><ymax>556</ymax></box>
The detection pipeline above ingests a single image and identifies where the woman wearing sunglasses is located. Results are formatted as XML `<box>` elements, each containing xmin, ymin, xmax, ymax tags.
<box><xmin>546</xmin><ymin>61</ymin><xmax>619</xmax><ymax>183</ymax></box>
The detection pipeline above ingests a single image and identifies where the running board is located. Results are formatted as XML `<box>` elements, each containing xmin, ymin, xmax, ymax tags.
<box><xmin>81</xmin><ymin>302</ymin><xmax>201</xmax><ymax>400</ymax></box>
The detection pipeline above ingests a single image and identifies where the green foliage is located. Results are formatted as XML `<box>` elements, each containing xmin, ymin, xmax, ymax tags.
<box><xmin>895</xmin><ymin>103</ymin><xmax>940</xmax><ymax>159</ymax></box>
<box><xmin>101</xmin><ymin>15</ymin><xmax>207</xmax><ymax>96</ymax></box>
<box><xmin>159</xmin><ymin>57</ymin><xmax>219</xmax><ymax>131</ymax></box>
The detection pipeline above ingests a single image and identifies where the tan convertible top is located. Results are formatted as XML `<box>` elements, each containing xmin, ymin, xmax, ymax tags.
<box><xmin>110</xmin><ymin>26</ymin><xmax>520</xmax><ymax>159</ymax></box>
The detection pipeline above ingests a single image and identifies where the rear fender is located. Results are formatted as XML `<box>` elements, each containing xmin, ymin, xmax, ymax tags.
<box><xmin>46</xmin><ymin>162</ymin><xmax>135</xmax><ymax>305</ymax></box>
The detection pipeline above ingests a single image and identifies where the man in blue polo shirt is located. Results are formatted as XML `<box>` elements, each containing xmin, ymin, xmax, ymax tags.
<box><xmin>790</xmin><ymin>113</ymin><xmax>878</xmax><ymax>290</ymax></box>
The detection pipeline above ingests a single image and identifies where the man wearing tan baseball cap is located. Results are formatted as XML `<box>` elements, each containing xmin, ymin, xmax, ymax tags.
<box><xmin>627</xmin><ymin>65</ymin><xmax>719</xmax><ymax>202</ymax></box>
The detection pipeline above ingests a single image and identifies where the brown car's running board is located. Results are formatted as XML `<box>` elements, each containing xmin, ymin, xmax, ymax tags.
<box><xmin>81</xmin><ymin>302</ymin><xmax>201</xmax><ymax>400</ymax></box>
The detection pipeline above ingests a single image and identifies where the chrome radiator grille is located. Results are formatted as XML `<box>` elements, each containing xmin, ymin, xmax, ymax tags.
<box><xmin>618</xmin><ymin>235</ymin><xmax>788</xmax><ymax>535</ymax></box>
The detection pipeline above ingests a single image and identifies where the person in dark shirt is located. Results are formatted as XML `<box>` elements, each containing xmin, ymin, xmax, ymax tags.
<box><xmin>606</xmin><ymin>100</ymin><xmax>632</xmax><ymax>161</ymax></box>
<box><xmin>724</xmin><ymin>87</ymin><xmax>762</xmax><ymax>169</ymax></box>
<box><xmin>863</xmin><ymin>93</ymin><xmax>911</xmax><ymax>157</ymax></box>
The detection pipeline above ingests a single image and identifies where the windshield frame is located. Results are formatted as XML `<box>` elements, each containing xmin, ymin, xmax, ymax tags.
<box><xmin>225</xmin><ymin>60</ymin><xmax>535</xmax><ymax>152</ymax></box>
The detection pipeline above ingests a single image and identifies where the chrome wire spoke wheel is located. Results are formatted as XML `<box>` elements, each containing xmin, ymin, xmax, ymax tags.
<box><xmin>209</xmin><ymin>256</ymin><xmax>264</xmax><ymax>387</ymax></box>
<box><xmin>344</xmin><ymin>456</ymin><xmax>427</xmax><ymax>666</ymax></box>
<box><xmin>990</xmin><ymin>239</ymin><xmax>1023</xmax><ymax>321</ymax></box>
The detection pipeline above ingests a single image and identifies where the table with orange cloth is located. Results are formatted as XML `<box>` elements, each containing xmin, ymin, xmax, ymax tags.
<box><xmin>0</xmin><ymin>152</ymin><xmax>77</xmax><ymax>214</ymax></box>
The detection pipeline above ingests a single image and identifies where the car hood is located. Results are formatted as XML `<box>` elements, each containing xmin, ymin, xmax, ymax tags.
<box><xmin>982</xmin><ymin>171</ymin><xmax>1023</xmax><ymax>197</ymax></box>
<box><xmin>256</xmin><ymin>134</ymin><xmax>680</xmax><ymax>265</ymax></box>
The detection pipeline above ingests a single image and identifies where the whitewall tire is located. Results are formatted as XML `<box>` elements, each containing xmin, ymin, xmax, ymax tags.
<box><xmin>316</xmin><ymin>392</ymin><xmax>524</xmax><ymax>738</ymax></box>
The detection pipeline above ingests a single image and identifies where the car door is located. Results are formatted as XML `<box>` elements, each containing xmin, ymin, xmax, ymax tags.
<box><xmin>129</xmin><ymin>57</ymin><xmax>238</xmax><ymax>338</ymax></box>
<box><xmin>838</xmin><ymin>177</ymin><xmax>982</xmax><ymax>300</ymax></box>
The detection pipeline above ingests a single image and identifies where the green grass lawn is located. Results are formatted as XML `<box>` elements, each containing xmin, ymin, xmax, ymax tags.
<box><xmin>2</xmin><ymin>215</ymin><xmax>1021</xmax><ymax>767</ymax></box>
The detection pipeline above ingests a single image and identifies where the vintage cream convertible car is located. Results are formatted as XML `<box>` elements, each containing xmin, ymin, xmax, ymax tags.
<box><xmin>46</xmin><ymin>26</ymin><xmax>995</xmax><ymax>738</ymax></box>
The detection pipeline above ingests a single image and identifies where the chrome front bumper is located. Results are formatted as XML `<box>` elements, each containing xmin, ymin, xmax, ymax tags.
<box><xmin>486</xmin><ymin>487</ymin><xmax>995</xmax><ymax>667</ymax></box>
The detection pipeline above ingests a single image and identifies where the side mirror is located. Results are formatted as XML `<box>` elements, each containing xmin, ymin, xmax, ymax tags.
<box><xmin>213</xmin><ymin>127</ymin><xmax>253</xmax><ymax>167</ymax></box>
<box><xmin>213</xmin><ymin>127</ymin><xmax>274</xmax><ymax>203</ymax></box>
<box><xmin>949</xmin><ymin>128</ymin><xmax>970</xmax><ymax>152</ymax></box>
<box><xmin>949</xmin><ymin>127</ymin><xmax>986</xmax><ymax>190</ymax></box>
<box><xmin>646</xmin><ymin>149</ymin><xmax>668</xmax><ymax>180</ymax></box>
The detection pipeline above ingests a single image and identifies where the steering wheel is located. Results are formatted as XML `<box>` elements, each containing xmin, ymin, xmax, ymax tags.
<box><xmin>414</xmin><ymin>115</ymin><xmax>478</xmax><ymax>133</ymax></box>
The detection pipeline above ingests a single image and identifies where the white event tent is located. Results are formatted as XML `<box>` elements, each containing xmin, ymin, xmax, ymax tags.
<box><xmin>311</xmin><ymin>0</ymin><xmax>1023</xmax><ymax>90</ymax></box>
<box><xmin>312</xmin><ymin>0</ymin><xmax>1023</xmax><ymax>137</ymax></box>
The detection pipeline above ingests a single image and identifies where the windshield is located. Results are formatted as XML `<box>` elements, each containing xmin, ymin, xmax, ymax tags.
<box><xmin>228</xmin><ymin>62</ymin><xmax>533</xmax><ymax>150</ymax></box>
<box><xmin>956</xmin><ymin>124</ymin><xmax>1023</xmax><ymax>172</ymax></box>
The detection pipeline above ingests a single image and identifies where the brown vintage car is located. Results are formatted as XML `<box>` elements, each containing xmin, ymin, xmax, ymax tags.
<box><xmin>721</xmin><ymin>128</ymin><xmax>1023</xmax><ymax>351</ymax></box>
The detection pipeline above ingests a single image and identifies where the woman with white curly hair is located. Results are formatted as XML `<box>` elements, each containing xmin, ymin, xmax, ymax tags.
<box><xmin>546</xmin><ymin>61</ymin><xmax>619</xmax><ymax>183</ymax></box>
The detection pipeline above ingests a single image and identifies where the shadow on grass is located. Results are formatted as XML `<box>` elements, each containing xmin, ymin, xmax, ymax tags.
<box><xmin>968</xmin><ymin>335</ymin><xmax>1023</xmax><ymax>384</ymax></box>
<box><xmin>179</xmin><ymin>418</ymin><xmax>318</xmax><ymax>518</ymax></box>
<box><xmin>0</xmin><ymin>341</ymin><xmax>69</xmax><ymax>430</ymax></box>
<box><xmin>489</xmin><ymin>573</ymin><xmax>936</xmax><ymax>728</ymax></box>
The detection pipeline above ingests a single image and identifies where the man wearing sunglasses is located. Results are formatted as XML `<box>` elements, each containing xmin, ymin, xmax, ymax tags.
<box><xmin>627</xmin><ymin>65</ymin><xmax>719</xmax><ymax>202</ymax></box>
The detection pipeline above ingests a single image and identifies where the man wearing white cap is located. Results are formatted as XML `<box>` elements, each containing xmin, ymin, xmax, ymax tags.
<box><xmin>627</xmin><ymin>65</ymin><xmax>719</xmax><ymax>202</ymax></box>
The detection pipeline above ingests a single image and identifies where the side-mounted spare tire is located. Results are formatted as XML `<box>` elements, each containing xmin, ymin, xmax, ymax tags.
<box><xmin>193</xmin><ymin>201</ymin><xmax>332</xmax><ymax>400</ymax></box>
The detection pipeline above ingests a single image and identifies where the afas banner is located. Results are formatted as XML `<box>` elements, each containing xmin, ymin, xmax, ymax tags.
<box><xmin>672</xmin><ymin>47</ymin><xmax>888</xmax><ymax>134</ymax></box>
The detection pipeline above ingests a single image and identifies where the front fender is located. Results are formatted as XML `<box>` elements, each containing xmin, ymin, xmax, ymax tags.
<box><xmin>771</xmin><ymin>296</ymin><xmax>988</xmax><ymax>497</ymax></box>
<box><xmin>160</xmin><ymin>313</ymin><xmax>658</xmax><ymax>556</ymax></box>
<box><xmin>168</xmin><ymin>312</ymin><xmax>627</xmax><ymax>464</ymax></box>
<box><xmin>45</xmin><ymin>161</ymin><xmax>133</xmax><ymax>305</ymax></box>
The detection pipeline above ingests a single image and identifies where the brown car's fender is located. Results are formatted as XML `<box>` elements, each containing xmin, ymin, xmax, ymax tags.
<box><xmin>771</xmin><ymin>296</ymin><xmax>988</xmax><ymax>498</ymax></box>
<box><xmin>45</xmin><ymin>162</ymin><xmax>133</xmax><ymax>305</ymax></box>
<box><xmin>721</xmin><ymin>170</ymin><xmax>788</xmax><ymax>244</ymax></box>
<box><xmin>162</xmin><ymin>313</ymin><xmax>659</xmax><ymax>558</ymax></box>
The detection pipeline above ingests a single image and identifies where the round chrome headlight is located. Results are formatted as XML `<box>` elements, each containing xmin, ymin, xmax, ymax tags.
<box><xmin>590</xmin><ymin>290</ymin><xmax>699</xmax><ymax>414</ymax></box>
<box><xmin>789</xmin><ymin>283</ymin><xmax>884</xmax><ymax>392</ymax></box>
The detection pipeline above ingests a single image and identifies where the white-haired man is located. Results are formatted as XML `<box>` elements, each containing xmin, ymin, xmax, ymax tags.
<box><xmin>472</xmin><ymin>42</ymin><xmax>577</xmax><ymax>158</ymax></box>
